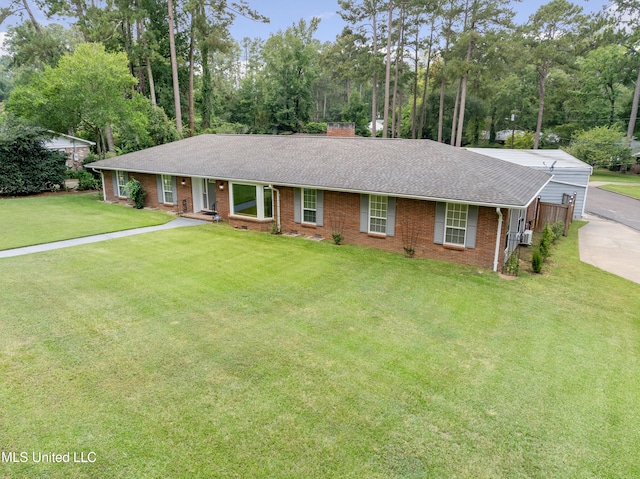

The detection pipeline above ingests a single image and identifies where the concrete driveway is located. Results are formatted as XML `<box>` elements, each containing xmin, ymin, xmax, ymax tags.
<box><xmin>579</xmin><ymin>184</ymin><xmax>640</xmax><ymax>284</ymax></box>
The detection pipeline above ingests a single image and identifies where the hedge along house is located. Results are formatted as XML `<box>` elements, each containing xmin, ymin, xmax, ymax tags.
<box><xmin>90</xmin><ymin>135</ymin><xmax>552</xmax><ymax>271</ymax></box>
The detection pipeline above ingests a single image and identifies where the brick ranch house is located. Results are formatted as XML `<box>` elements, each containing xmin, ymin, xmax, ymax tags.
<box><xmin>89</xmin><ymin>134</ymin><xmax>552</xmax><ymax>271</ymax></box>
<box><xmin>44</xmin><ymin>132</ymin><xmax>96</xmax><ymax>171</ymax></box>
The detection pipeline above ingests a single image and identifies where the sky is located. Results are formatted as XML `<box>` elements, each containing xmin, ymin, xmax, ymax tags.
<box><xmin>0</xmin><ymin>0</ymin><xmax>614</xmax><ymax>55</ymax></box>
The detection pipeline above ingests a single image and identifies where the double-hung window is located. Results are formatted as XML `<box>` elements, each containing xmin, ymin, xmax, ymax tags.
<box><xmin>445</xmin><ymin>203</ymin><xmax>468</xmax><ymax>246</ymax></box>
<box><xmin>116</xmin><ymin>170</ymin><xmax>128</xmax><ymax>197</ymax></box>
<box><xmin>369</xmin><ymin>195</ymin><xmax>388</xmax><ymax>234</ymax></box>
<box><xmin>230</xmin><ymin>183</ymin><xmax>273</xmax><ymax>220</ymax></box>
<box><xmin>302</xmin><ymin>189</ymin><xmax>317</xmax><ymax>224</ymax></box>
<box><xmin>161</xmin><ymin>175</ymin><xmax>174</xmax><ymax>204</ymax></box>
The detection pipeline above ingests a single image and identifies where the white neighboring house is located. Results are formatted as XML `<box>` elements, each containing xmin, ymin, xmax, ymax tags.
<box><xmin>467</xmin><ymin>148</ymin><xmax>592</xmax><ymax>218</ymax></box>
<box><xmin>44</xmin><ymin>132</ymin><xmax>96</xmax><ymax>170</ymax></box>
<box><xmin>368</xmin><ymin>119</ymin><xmax>384</xmax><ymax>133</ymax></box>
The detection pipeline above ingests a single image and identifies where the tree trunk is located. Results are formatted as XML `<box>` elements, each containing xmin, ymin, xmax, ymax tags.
<box><xmin>438</xmin><ymin>75</ymin><xmax>446</xmax><ymax>143</ymax></box>
<box><xmin>396</xmin><ymin>90</ymin><xmax>403</xmax><ymax>137</ymax></box>
<box><xmin>21</xmin><ymin>0</ymin><xmax>42</xmax><ymax>35</ymax></box>
<box><xmin>391</xmin><ymin>7</ymin><xmax>403</xmax><ymax>138</ymax></box>
<box><xmin>146</xmin><ymin>57</ymin><xmax>157</xmax><ymax>106</ymax></box>
<box><xmin>455</xmin><ymin>36</ymin><xmax>473</xmax><ymax>148</ymax></box>
<box><xmin>450</xmin><ymin>79</ymin><xmax>461</xmax><ymax>146</ymax></box>
<box><xmin>418</xmin><ymin>26</ymin><xmax>435</xmax><ymax>140</ymax></box>
<box><xmin>411</xmin><ymin>29</ymin><xmax>420</xmax><ymax>139</ymax></box>
<box><xmin>371</xmin><ymin>12</ymin><xmax>379</xmax><ymax>138</ymax></box>
<box><xmin>106</xmin><ymin>126</ymin><xmax>115</xmax><ymax>153</ymax></box>
<box><xmin>188</xmin><ymin>13</ymin><xmax>195</xmax><ymax>137</ymax></box>
<box><xmin>382</xmin><ymin>1</ymin><xmax>394</xmax><ymax>139</ymax></box>
<box><xmin>534</xmin><ymin>69</ymin><xmax>547</xmax><ymax>150</ymax></box>
<box><xmin>627</xmin><ymin>66</ymin><xmax>640</xmax><ymax>141</ymax></box>
<box><xmin>167</xmin><ymin>0</ymin><xmax>183</xmax><ymax>134</ymax></box>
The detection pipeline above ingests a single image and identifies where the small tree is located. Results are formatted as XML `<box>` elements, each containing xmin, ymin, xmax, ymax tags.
<box><xmin>0</xmin><ymin>124</ymin><xmax>66</xmax><ymax>195</ymax></box>
<box><xmin>539</xmin><ymin>222</ymin><xmax>554</xmax><ymax>260</ymax></box>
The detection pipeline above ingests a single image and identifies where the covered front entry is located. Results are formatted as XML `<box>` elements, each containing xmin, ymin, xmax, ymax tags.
<box><xmin>192</xmin><ymin>178</ymin><xmax>217</xmax><ymax>212</ymax></box>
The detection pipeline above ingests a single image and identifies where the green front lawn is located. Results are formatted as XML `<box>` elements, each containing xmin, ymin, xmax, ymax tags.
<box><xmin>600</xmin><ymin>183</ymin><xmax>640</xmax><ymax>199</ymax></box>
<box><xmin>0</xmin><ymin>193</ymin><xmax>173</xmax><ymax>250</ymax></box>
<box><xmin>1</xmin><ymin>222</ymin><xmax>638</xmax><ymax>478</ymax></box>
<box><xmin>590</xmin><ymin>169</ymin><xmax>640</xmax><ymax>184</ymax></box>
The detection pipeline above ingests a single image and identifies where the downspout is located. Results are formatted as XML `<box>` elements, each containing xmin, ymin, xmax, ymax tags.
<box><xmin>96</xmin><ymin>170</ymin><xmax>106</xmax><ymax>202</ymax></box>
<box><xmin>493</xmin><ymin>208</ymin><xmax>503</xmax><ymax>272</ymax></box>
<box><xmin>270</xmin><ymin>185</ymin><xmax>281</xmax><ymax>233</ymax></box>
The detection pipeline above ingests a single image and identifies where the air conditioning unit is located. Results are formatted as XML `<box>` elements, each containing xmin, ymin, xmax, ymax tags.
<box><xmin>519</xmin><ymin>230</ymin><xmax>533</xmax><ymax>246</ymax></box>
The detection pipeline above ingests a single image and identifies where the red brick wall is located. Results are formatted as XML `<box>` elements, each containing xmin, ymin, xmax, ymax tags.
<box><xmin>62</xmin><ymin>146</ymin><xmax>91</xmax><ymax>170</ymax></box>
<box><xmin>102</xmin><ymin>173</ymin><xmax>506</xmax><ymax>270</ymax></box>
<box><xmin>277</xmin><ymin>187</ymin><xmax>505</xmax><ymax>270</ymax></box>
<box><xmin>103</xmin><ymin>172</ymin><xmax>193</xmax><ymax>213</ymax></box>
<box><xmin>327</xmin><ymin>123</ymin><xmax>356</xmax><ymax>137</ymax></box>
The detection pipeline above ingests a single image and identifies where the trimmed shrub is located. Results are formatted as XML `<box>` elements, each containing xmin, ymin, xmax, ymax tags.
<box><xmin>532</xmin><ymin>250</ymin><xmax>543</xmax><ymax>274</ymax></box>
<box><xmin>303</xmin><ymin>122</ymin><xmax>327</xmax><ymax>134</ymax></box>
<box><xmin>540</xmin><ymin>223</ymin><xmax>554</xmax><ymax>259</ymax></box>
<box><xmin>551</xmin><ymin>220</ymin><xmax>564</xmax><ymax>241</ymax></box>
<box><xmin>76</xmin><ymin>170</ymin><xmax>100</xmax><ymax>190</ymax></box>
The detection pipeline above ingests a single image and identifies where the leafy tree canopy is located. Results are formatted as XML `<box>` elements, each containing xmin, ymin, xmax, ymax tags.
<box><xmin>565</xmin><ymin>125</ymin><xmax>633</xmax><ymax>167</ymax></box>
<box><xmin>6</xmin><ymin>43</ymin><xmax>138</xmax><ymax>156</ymax></box>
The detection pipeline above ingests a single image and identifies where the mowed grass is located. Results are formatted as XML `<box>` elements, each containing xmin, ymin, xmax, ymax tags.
<box><xmin>600</xmin><ymin>183</ymin><xmax>640</xmax><ymax>199</ymax></box>
<box><xmin>0</xmin><ymin>193</ymin><xmax>172</xmax><ymax>250</ymax></box>
<box><xmin>590</xmin><ymin>169</ymin><xmax>640</xmax><ymax>184</ymax></box>
<box><xmin>1</xmin><ymin>223</ymin><xmax>639</xmax><ymax>478</ymax></box>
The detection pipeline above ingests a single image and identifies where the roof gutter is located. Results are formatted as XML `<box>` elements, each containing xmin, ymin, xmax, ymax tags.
<box><xmin>493</xmin><ymin>208</ymin><xmax>503</xmax><ymax>273</ymax></box>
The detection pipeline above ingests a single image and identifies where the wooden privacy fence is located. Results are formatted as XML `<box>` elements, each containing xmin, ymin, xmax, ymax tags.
<box><xmin>533</xmin><ymin>193</ymin><xmax>576</xmax><ymax>236</ymax></box>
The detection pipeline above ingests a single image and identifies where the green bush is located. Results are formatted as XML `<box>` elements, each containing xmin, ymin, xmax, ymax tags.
<box><xmin>303</xmin><ymin>122</ymin><xmax>327</xmax><ymax>134</ymax></box>
<box><xmin>532</xmin><ymin>250</ymin><xmax>543</xmax><ymax>274</ymax></box>
<box><xmin>551</xmin><ymin>220</ymin><xmax>564</xmax><ymax>241</ymax></box>
<box><xmin>504</xmin><ymin>251</ymin><xmax>520</xmax><ymax>276</ymax></box>
<box><xmin>76</xmin><ymin>170</ymin><xmax>100</xmax><ymax>190</ymax></box>
<box><xmin>540</xmin><ymin>223</ymin><xmax>554</xmax><ymax>259</ymax></box>
<box><xmin>0</xmin><ymin>125</ymin><xmax>67</xmax><ymax>195</ymax></box>
<box><xmin>123</xmin><ymin>177</ymin><xmax>146</xmax><ymax>209</ymax></box>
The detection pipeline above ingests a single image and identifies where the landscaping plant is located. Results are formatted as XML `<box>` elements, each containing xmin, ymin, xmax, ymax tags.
<box><xmin>124</xmin><ymin>177</ymin><xmax>146</xmax><ymax>209</ymax></box>
<box><xmin>531</xmin><ymin>249</ymin><xmax>543</xmax><ymax>273</ymax></box>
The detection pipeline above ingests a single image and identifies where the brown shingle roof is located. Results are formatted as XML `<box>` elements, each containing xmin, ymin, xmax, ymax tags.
<box><xmin>91</xmin><ymin>135</ymin><xmax>551</xmax><ymax>207</ymax></box>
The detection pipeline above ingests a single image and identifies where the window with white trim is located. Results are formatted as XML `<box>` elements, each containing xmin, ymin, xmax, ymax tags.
<box><xmin>161</xmin><ymin>175</ymin><xmax>174</xmax><ymax>204</ymax></box>
<box><xmin>445</xmin><ymin>203</ymin><xmax>468</xmax><ymax>246</ymax></box>
<box><xmin>230</xmin><ymin>183</ymin><xmax>273</xmax><ymax>220</ymax></box>
<box><xmin>369</xmin><ymin>195</ymin><xmax>388</xmax><ymax>234</ymax></box>
<box><xmin>302</xmin><ymin>188</ymin><xmax>317</xmax><ymax>224</ymax></box>
<box><xmin>116</xmin><ymin>170</ymin><xmax>127</xmax><ymax>197</ymax></box>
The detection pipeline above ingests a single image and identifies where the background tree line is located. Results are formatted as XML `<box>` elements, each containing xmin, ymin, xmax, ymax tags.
<box><xmin>1</xmin><ymin>0</ymin><xmax>639</xmax><ymax>166</ymax></box>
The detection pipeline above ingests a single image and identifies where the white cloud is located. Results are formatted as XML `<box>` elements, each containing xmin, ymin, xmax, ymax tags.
<box><xmin>314</xmin><ymin>11</ymin><xmax>336</xmax><ymax>21</ymax></box>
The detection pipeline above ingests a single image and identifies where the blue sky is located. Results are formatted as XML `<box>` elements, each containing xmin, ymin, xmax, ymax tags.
<box><xmin>0</xmin><ymin>0</ymin><xmax>613</xmax><ymax>52</ymax></box>
<box><xmin>229</xmin><ymin>0</ymin><xmax>612</xmax><ymax>43</ymax></box>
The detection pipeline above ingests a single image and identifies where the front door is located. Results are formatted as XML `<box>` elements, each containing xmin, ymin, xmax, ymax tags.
<box><xmin>202</xmin><ymin>178</ymin><xmax>217</xmax><ymax>211</ymax></box>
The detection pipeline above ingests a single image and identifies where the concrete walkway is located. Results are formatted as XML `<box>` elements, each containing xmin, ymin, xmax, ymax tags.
<box><xmin>0</xmin><ymin>217</ymin><xmax>208</xmax><ymax>259</ymax></box>
<box><xmin>579</xmin><ymin>215</ymin><xmax>640</xmax><ymax>285</ymax></box>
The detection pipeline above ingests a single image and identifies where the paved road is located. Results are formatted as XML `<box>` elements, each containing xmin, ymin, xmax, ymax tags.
<box><xmin>579</xmin><ymin>183</ymin><xmax>640</xmax><ymax>284</ymax></box>
<box><xmin>586</xmin><ymin>185</ymin><xmax>640</xmax><ymax>231</ymax></box>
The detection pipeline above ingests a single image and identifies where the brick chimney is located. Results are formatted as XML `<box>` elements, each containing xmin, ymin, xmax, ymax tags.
<box><xmin>327</xmin><ymin>122</ymin><xmax>356</xmax><ymax>137</ymax></box>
